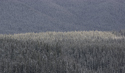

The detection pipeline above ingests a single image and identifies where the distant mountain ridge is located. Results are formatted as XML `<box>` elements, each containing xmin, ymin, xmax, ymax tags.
<box><xmin>0</xmin><ymin>0</ymin><xmax>125</xmax><ymax>34</ymax></box>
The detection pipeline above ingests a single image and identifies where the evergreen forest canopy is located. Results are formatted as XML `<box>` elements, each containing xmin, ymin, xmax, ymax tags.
<box><xmin>0</xmin><ymin>0</ymin><xmax>125</xmax><ymax>34</ymax></box>
<box><xmin>1</xmin><ymin>0</ymin><xmax>125</xmax><ymax>72</ymax></box>
<box><xmin>0</xmin><ymin>31</ymin><xmax>125</xmax><ymax>73</ymax></box>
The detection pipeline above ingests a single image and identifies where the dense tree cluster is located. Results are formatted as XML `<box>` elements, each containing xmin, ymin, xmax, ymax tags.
<box><xmin>0</xmin><ymin>31</ymin><xmax>125</xmax><ymax>73</ymax></box>
<box><xmin>112</xmin><ymin>30</ymin><xmax>125</xmax><ymax>36</ymax></box>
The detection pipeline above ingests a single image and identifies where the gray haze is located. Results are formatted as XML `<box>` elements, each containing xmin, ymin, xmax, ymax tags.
<box><xmin>0</xmin><ymin>0</ymin><xmax>125</xmax><ymax>34</ymax></box>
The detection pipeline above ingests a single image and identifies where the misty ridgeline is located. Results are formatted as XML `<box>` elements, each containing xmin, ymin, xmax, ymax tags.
<box><xmin>0</xmin><ymin>31</ymin><xmax>125</xmax><ymax>73</ymax></box>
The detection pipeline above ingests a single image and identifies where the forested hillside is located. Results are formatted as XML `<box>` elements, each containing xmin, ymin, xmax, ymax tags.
<box><xmin>0</xmin><ymin>0</ymin><xmax>125</xmax><ymax>34</ymax></box>
<box><xmin>0</xmin><ymin>31</ymin><xmax>125</xmax><ymax>73</ymax></box>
